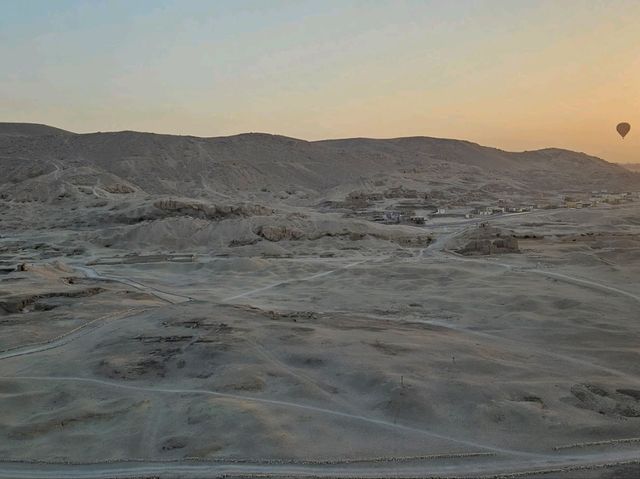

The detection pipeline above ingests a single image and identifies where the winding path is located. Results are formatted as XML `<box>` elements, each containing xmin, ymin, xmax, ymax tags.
<box><xmin>0</xmin><ymin>309</ymin><xmax>142</xmax><ymax>361</ymax></box>
<box><xmin>221</xmin><ymin>259</ymin><xmax>369</xmax><ymax>302</ymax></box>
<box><xmin>2</xmin><ymin>210</ymin><xmax>640</xmax><ymax>478</ymax></box>
<box><xmin>73</xmin><ymin>265</ymin><xmax>193</xmax><ymax>304</ymax></box>
<box><xmin>0</xmin><ymin>375</ymin><xmax>530</xmax><ymax>458</ymax></box>
<box><xmin>1</xmin><ymin>451</ymin><xmax>640</xmax><ymax>479</ymax></box>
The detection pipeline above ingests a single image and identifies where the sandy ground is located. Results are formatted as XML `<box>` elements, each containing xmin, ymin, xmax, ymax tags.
<box><xmin>1</xmin><ymin>204</ymin><xmax>639</xmax><ymax>478</ymax></box>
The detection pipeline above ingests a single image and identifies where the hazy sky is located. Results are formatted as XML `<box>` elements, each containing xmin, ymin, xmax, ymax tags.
<box><xmin>1</xmin><ymin>0</ymin><xmax>638</xmax><ymax>162</ymax></box>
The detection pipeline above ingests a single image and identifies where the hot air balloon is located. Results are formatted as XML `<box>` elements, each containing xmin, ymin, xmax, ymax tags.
<box><xmin>616</xmin><ymin>122</ymin><xmax>631</xmax><ymax>139</ymax></box>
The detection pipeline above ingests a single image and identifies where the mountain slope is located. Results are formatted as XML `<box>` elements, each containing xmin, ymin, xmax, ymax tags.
<box><xmin>0</xmin><ymin>124</ymin><xmax>638</xmax><ymax>202</ymax></box>
<box><xmin>0</xmin><ymin>122</ymin><xmax>74</xmax><ymax>137</ymax></box>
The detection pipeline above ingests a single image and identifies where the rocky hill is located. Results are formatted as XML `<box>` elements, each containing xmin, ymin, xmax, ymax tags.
<box><xmin>0</xmin><ymin>122</ymin><xmax>73</xmax><ymax>137</ymax></box>
<box><xmin>1</xmin><ymin>123</ymin><xmax>638</xmax><ymax>204</ymax></box>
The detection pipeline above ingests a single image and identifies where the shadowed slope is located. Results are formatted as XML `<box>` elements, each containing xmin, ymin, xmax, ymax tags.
<box><xmin>0</xmin><ymin>123</ymin><xmax>74</xmax><ymax>137</ymax></box>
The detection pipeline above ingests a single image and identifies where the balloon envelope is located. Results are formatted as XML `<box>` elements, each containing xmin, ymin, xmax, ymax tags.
<box><xmin>617</xmin><ymin>122</ymin><xmax>631</xmax><ymax>138</ymax></box>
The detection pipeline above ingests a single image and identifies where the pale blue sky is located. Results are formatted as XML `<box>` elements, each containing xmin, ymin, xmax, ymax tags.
<box><xmin>1</xmin><ymin>0</ymin><xmax>638</xmax><ymax>162</ymax></box>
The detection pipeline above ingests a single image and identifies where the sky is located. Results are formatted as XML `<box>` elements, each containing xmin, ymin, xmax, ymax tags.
<box><xmin>1</xmin><ymin>0</ymin><xmax>639</xmax><ymax>163</ymax></box>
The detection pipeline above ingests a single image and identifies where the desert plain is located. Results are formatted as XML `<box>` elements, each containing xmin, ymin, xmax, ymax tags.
<box><xmin>1</xmin><ymin>123</ymin><xmax>640</xmax><ymax>478</ymax></box>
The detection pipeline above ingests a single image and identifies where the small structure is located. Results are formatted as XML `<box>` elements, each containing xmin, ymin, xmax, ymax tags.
<box><xmin>409</xmin><ymin>216</ymin><xmax>426</xmax><ymax>225</ymax></box>
<box><xmin>505</xmin><ymin>206</ymin><xmax>532</xmax><ymax>213</ymax></box>
<box><xmin>384</xmin><ymin>211</ymin><xmax>401</xmax><ymax>224</ymax></box>
<box><xmin>472</xmin><ymin>207</ymin><xmax>493</xmax><ymax>216</ymax></box>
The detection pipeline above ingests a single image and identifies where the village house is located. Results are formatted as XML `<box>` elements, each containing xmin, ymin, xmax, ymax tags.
<box><xmin>384</xmin><ymin>211</ymin><xmax>402</xmax><ymax>223</ymax></box>
<box><xmin>472</xmin><ymin>206</ymin><xmax>493</xmax><ymax>216</ymax></box>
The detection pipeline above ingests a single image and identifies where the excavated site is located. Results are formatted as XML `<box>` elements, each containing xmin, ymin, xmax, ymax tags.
<box><xmin>1</xmin><ymin>124</ymin><xmax>640</xmax><ymax>478</ymax></box>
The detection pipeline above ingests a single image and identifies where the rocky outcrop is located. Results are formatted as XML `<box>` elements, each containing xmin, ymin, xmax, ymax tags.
<box><xmin>255</xmin><ymin>225</ymin><xmax>305</xmax><ymax>242</ymax></box>
<box><xmin>570</xmin><ymin>383</ymin><xmax>640</xmax><ymax>418</ymax></box>
<box><xmin>153</xmin><ymin>199</ymin><xmax>273</xmax><ymax>220</ymax></box>
<box><xmin>16</xmin><ymin>261</ymin><xmax>75</xmax><ymax>276</ymax></box>
<box><xmin>104</xmin><ymin>184</ymin><xmax>135</xmax><ymax>194</ymax></box>
<box><xmin>383</xmin><ymin>186</ymin><xmax>422</xmax><ymax>199</ymax></box>
<box><xmin>254</xmin><ymin>222</ymin><xmax>431</xmax><ymax>246</ymax></box>
<box><xmin>459</xmin><ymin>236</ymin><xmax>519</xmax><ymax>255</ymax></box>
<box><xmin>455</xmin><ymin>224</ymin><xmax>520</xmax><ymax>255</ymax></box>
<box><xmin>0</xmin><ymin>287</ymin><xmax>104</xmax><ymax>314</ymax></box>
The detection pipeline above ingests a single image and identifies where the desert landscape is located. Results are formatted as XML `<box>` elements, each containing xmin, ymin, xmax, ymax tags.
<box><xmin>0</xmin><ymin>122</ymin><xmax>639</xmax><ymax>478</ymax></box>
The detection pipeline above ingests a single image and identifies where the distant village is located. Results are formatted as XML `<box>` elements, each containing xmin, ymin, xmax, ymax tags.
<box><xmin>338</xmin><ymin>187</ymin><xmax>640</xmax><ymax>226</ymax></box>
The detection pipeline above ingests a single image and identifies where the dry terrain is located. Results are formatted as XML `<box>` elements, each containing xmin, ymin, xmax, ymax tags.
<box><xmin>1</xmin><ymin>123</ymin><xmax>640</xmax><ymax>478</ymax></box>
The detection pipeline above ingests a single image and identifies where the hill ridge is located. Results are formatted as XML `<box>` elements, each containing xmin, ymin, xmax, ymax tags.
<box><xmin>1</xmin><ymin>122</ymin><xmax>638</xmax><ymax>201</ymax></box>
<box><xmin>0</xmin><ymin>122</ymin><xmax>75</xmax><ymax>136</ymax></box>
<box><xmin>0</xmin><ymin>122</ymin><xmax>615</xmax><ymax>159</ymax></box>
